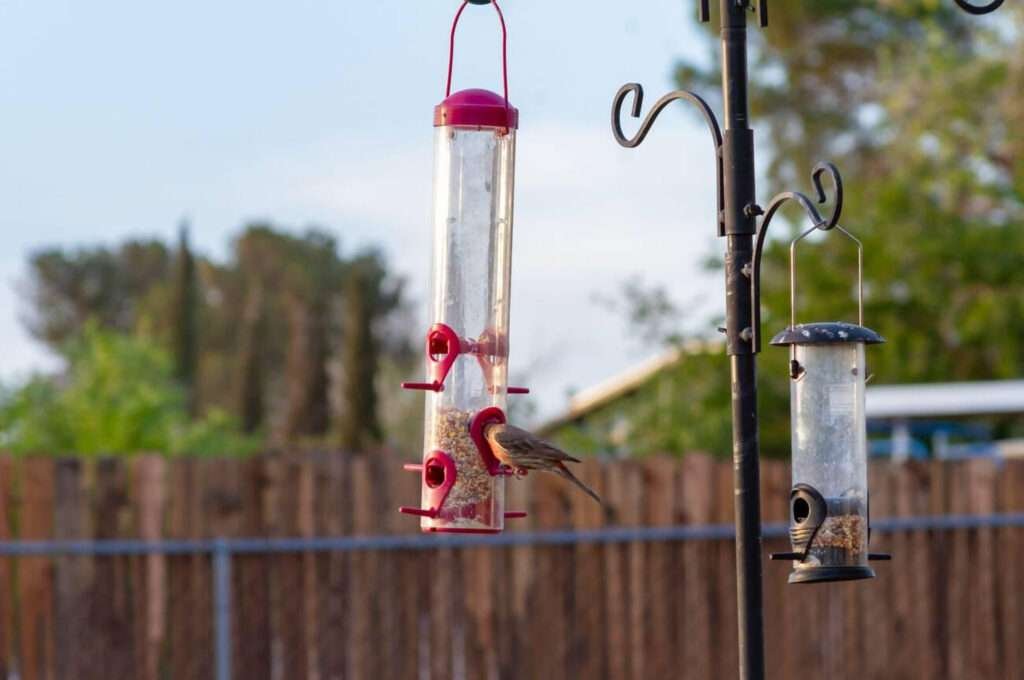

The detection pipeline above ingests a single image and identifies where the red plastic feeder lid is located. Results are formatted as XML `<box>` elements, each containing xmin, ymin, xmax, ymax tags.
<box><xmin>434</xmin><ymin>88</ymin><xmax>518</xmax><ymax>129</ymax></box>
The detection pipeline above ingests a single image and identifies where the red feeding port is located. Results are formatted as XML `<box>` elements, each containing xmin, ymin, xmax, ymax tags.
<box><xmin>398</xmin><ymin>450</ymin><xmax>457</xmax><ymax>519</ymax></box>
<box><xmin>469</xmin><ymin>406</ymin><xmax>509</xmax><ymax>476</ymax></box>
<box><xmin>401</xmin><ymin>323</ymin><xmax>463</xmax><ymax>392</ymax></box>
<box><xmin>424</xmin><ymin>460</ymin><xmax>447</xmax><ymax>488</ymax></box>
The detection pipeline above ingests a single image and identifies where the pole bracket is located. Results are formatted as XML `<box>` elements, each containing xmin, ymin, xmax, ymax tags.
<box><xmin>699</xmin><ymin>0</ymin><xmax>769</xmax><ymax>26</ymax></box>
<box><xmin>612</xmin><ymin>83</ymin><xmax>725</xmax><ymax>236</ymax></box>
<box><xmin>749</xmin><ymin>162</ymin><xmax>845</xmax><ymax>352</ymax></box>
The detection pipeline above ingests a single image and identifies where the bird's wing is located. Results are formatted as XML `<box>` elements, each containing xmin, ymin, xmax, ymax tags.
<box><xmin>495</xmin><ymin>425</ymin><xmax>581</xmax><ymax>463</ymax></box>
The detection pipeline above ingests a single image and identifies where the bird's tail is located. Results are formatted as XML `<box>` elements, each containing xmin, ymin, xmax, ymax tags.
<box><xmin>553</xmin><ymin>462</ymin><xmax>602</xmax><ymax>505</ymax></box>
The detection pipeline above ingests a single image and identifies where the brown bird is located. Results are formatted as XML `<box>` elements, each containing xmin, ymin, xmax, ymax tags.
<box><xmin>483</xmin><ymin>423</ymin><xmax>601</xmax><ymax>504</ymax></box>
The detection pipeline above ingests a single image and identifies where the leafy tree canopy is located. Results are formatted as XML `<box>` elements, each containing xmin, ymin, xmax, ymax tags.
<box><xmin>558</xmin><ymin>3</ymin><xmax>1024</xmax><ymax>458</ymax></box>
<box><xmin>0</xmin><ymin>324</ymin><xmax>259</xmax><ymax>456</ymax></box>
<box><xmin>15</xmin><ymin>222</ymin><xmax>413</xmax><ymax>453</ymax></box>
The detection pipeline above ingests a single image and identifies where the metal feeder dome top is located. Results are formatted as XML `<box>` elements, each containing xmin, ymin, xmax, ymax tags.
<box><xmin>771</xmin><ymin>321</ymin><xmax>884</xmax><ymax>347</ymax></box>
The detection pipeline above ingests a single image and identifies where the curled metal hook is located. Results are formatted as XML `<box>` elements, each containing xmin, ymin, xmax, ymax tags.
<box><xmin>749</xmin><ymin>161</ymin><xmax>846</xmax><ymax>352</ymax></box>
<box><xmin>811</xmin><ymin>161</ymin><xmax>843</xmax><ymax>230</ymax></box>
<box><xmin>953</xmin><ymin>0</ymin><xmax>1004</xmax><ymax>14</ymax></box>
<box><xmin>447</xmin><ymin>0</ymin><xmax>510</xmax><ymax>103</ymax></box>
<box><xmin>612</xmin><ymin>82</ymin><xmax>725</xmax><ymax>234</ymax></box>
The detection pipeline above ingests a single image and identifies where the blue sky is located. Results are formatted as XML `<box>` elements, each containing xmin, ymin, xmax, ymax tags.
<box><xmin>0</xmin><ymin>0</ymin><xmax>720</xmax><ymax>419</ymax></box>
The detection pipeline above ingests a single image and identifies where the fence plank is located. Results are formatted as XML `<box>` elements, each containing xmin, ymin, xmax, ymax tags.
<box><xmin>600</xmin><ymin>460</ymin><xmax>637</xmax><ymax>680</ymax></box>
<box><xmin>527</xmin><ymin>464</ymin><xmax>576</xmax><ymax>680</ymax></box>
<box><xmin>966</xmin><ymin>459</ymin><xmax>998</xmax><ymax>679</ymax></box>
<box><xmin>505</xmin><ymin>464</ymin><xmax>532</xmax><ymax>680</ymax></box>
<box><xmin>998</xmin><ymin>461</ymin><xmax>1024</xmax><ymax>679</ymax></box>
<box><xmin>53</xmin><ymin>459</ymin><xmax>89</xmax><ymax>680</ymax></box>
<box><xmin>855</xmin><ymin>461</ymin><xmax>889</xmax><ymax>680</ymax></box>
<box><xmin>132</xmin><ymin>456</ymin><xmax>166</xmax><ymax>680</ymax></box>
<box><xmin>461</xmin><ymin>544</ymin><xmax>495</xmax><ymax>680</ymax></box>
<box><xmin>714</xmin><ymin>458</ymin><xmax>737</xmax><ymax>679</ymax></box>
<box><xmin>378</xmin><ymin>451</ymin><xmax>415</xmax><ymax>680</ymax></box>
<box><xmin>19</xmin><ymin>458</ymin><xmax>56</xmax><ymax>680</ymax></box>
<box><xmin>203</xmin><ymin>457</ymin><xmax>247</xmax><ymax>680</ymax></box>
<box><xmin>264</xmin><ymin>456</ymin><xmax>310</xmax><ymax>680</ymax></box>
<box><xmin>641</xmin><ymin>457</ymin><xmax>676</xmax><ymax>680</ymax></box>
<box><xmin>947</xmin><ymin>462</ymin><xmax>971</xmax><ymax>680</ymax></box>
<box><xmin>621</xmin><ymin>461</ymin><xmax>646</xmax><ymax>680</ymax></box>
<box><xmin>298</xmin><ymin>456</ymin><xmax>321</xmax><ymax>680</ymax></box>
<box><xmin>347</xmin><ymin>456</ymin><xmax>382</xmax><ymax>680</ymax></box>
<box><xmin>0</xmin><ymin>457</ymin><xmax>13</xmax><ymax>679</ymax></box>
<box><xmin>903</xmin><ymin>461</ymin><xmax>936</xmax><ymax>679</ymax></box>
<box><xmin>568</xmin><ymin>457</ymin><xmax>608</xmax><ymax>680</ymax></box>
<box><xmin>878</xmin><ymin>463</ymin><xmax>912</xmax><ymax>680</ymax></box>
<box><xmin>678</xmin><ymin>453</ymin><xmax>714</xmax><ymax>680</ymax></box>
<box><xmin>236</xmin><ymin>456</ymin><xmax>272</xmax><ymax>680</ymax></box>
<box><xmin>166</xmin><ymin>457</ymin><xmax>206</xmax><ymax>680</ymax></box>
<box><xmin>759</xmin><ymin>460</ymin><xmax>790</xmax><ymax>680</ymax></box>
<box><xmin>313</xmin><ymin>453</ymin><xmax>350</xmax><ymax>680</ymax></box>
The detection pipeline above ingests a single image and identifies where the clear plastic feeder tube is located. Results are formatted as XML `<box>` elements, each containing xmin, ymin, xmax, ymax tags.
<box><xmin>430</xmin><ymin>123</ymin><xmax>515</xmax><ymax>403</ymax></box>
<box><xmin>771</xmin><ymin>321</ymin><xmax>884</xmax><ymax>583</ymax></box>
<box><xmin>417</xmin><ymin>98</ymin><xmax>517</xmax><ymax>533</ymax></box>
<box><xmin>791</xmin><ymin>342</ymin><xmax>868</xmax><ymax>571</ymax></box>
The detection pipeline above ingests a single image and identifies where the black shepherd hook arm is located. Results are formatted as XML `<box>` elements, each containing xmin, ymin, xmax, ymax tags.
<box><xmin>749</xmin><ymin>161</ymin><xmax>845</xmax><ymax>352</ymax></box>
<box><xmin>612</xmin><ymin>83</ymin><xmax>727</xmax><ymax>236</ymax></box>
<box><xmin>953</xmin><ymin>0</ymin><xmax>1005</xmax><ymax>13</ymax></box>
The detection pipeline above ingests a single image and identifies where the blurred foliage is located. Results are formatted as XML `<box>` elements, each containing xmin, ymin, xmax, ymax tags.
<box><xmin>15</xmin><ymin>223</ymin><xmax>416</xmax><ymax>455</ymax></box>
<box><xmin>0</xmin><ymin>324</ymin><xmax>260</xmax><ymax>456</ymax></box>
<box><xmin>172</xmin><ymin>223</ymin><xmax>200</xmax><ymax>416</ymax></box>
<box><xmin>748</xmin><ymin>5</ymin><xmax>1024</xmax><ymax>385</ymax></box>
<box><xmin>592</xmin><ymin>275</ymin><xmax>690</xmax><ymax>347</ymax></box>
<box><xmin>26</xmin><ymin>240</ymin><xmax>173</xmax><ymax>347</ymax></box>
<box><xmin>554</xmin><ymin>3</ymin><xmax>1024</xmax><ymax>458</ymax></box>
<box><xmin>336</xmin><ymin>251</ymin><xmax>399</xmax><ymax>450</ymax></box>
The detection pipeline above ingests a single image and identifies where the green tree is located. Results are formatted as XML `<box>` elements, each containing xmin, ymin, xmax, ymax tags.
<box><xmin>172</xmin><ymin>222</ymin><xmax>200</xmax><ymax>415</ymax></box>
<box><xmin>0</xmin><ymin>325</ymin><xmax>258</xmax><ymax>456</ymax></box>
<box><xmin>279</xmin><ymin>231</ymin><xmax>343</xmax><ymax>443</ymax></box>
<box><xmin>336</xmin><ymin>250</ymin><xmax>403</xmax><ymax>450</ymax></box>
<box><xmin>17</xmin><ymin>222</ymin><xmax>411</xmax><ymax>450</ymax></box>
<box><xmin>236</xmin><ymin>280</ymin><xmax>266</xmax><ymax>434</ymax></box>
<box><xmin>733</xmin><ymin>7</ymin><xmax>1024</xmax><ymax>386</ymax></box>
<box><xmin>25</xmin><ymin>240</ymin><xmax>171</xmax><ymax>348</ymax></box>
<box><xmin>574</xmin><ymin>5</ymin><xmax>1024</xmax><ymax>457</ymax></box>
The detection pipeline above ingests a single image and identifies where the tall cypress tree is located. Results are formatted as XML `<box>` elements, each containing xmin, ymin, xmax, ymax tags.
<box><xmin>172</xmin><ymin>222</ymin><xmax>200</xmax><ymax>416</ymax></box>
<box><xmin>337</xmin><ymin>256</ymin><xmax>383</xmax><ymax>451</ymax></box>
<box><xmin>237</xmin><ymin>282</ymin><xmax>265</xmax><ymax>434</ymax></box>
<box><xmin>278</xmin><ymin>232</ymin><xmax>338</xmax><ymax>444</ymax></box>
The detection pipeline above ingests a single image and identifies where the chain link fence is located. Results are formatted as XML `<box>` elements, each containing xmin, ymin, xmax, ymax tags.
<box><xmin>0</xmin><ymin>513</ymin><xmax>1022</xmax><ymax>679</ymax></box>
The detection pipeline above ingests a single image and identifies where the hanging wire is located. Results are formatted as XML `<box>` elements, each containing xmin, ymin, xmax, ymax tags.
<box><xmin>788</xmin><ymin>224</ymin><xmax>864</xmax><ymax>329</ymax></box>
<box><xmin>445</xmin><ymin>0</ymin><xmax>510</xmax><ymax>108</ymax></box>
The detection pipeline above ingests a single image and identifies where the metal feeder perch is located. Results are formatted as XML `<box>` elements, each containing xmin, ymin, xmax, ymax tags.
<box><xmin>400</xmin><ymin>0</ymin><xmax>527</xmax><ymax>534</ymax></box>
<box><xmin>768</xmin><ymin>224</ymin><xmax>891</xmax><ymax>583</ymax></box>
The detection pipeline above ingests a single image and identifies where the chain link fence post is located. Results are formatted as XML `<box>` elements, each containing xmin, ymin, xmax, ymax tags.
<box><xmin>213</xmin><ymin>538</ymin><xmax>233</xmax><ymax>680</ymax></box>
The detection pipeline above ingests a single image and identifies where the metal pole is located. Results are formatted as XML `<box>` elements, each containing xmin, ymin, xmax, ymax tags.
<box><xmin>718</xmin><ymin>0</ymin><xmax>765</xmax><ymax>678</ymax></box>
<box><xmin>213</xmin><ymin>538</ymin><xmax>233</xmax><ymax>680</ymax></box>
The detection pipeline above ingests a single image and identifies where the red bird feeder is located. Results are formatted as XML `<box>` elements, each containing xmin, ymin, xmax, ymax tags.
<box><xmin>400</xmin><ymin>0</ymin><xmax>527</xmax><ymax>533</ymax></box>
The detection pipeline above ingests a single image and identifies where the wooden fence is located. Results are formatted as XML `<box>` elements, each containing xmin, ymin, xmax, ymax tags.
<box><xmin>0</xmin><ymin>452</ymin><xmax>1020</xmax><ymax>680</ymax></box>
